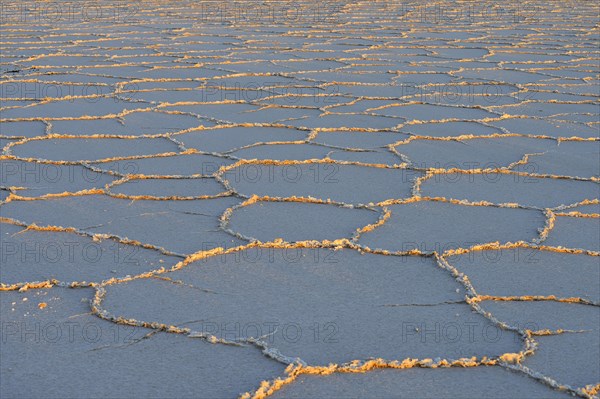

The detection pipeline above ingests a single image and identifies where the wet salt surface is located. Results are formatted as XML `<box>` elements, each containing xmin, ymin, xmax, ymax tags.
<box><xmin>1</xmin><ymin>1</ymin><xmax>599</xmax><ymax>398</ymax></box>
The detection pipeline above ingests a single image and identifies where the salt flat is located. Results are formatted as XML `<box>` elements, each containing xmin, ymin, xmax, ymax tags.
<box><xmin>1</xmin><ymin>1</ymin><xmax>599</xmax><ymax>398</ymax></box>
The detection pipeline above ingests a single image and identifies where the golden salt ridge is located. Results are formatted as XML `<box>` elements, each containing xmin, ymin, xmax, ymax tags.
<box><xmin>1</xmin><ymin>0</ymin><xmax>598</xmax><ymax>398</ymax></box>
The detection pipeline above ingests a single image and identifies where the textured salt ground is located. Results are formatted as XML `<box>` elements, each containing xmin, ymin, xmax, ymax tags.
<box><xmin>455</xmin><ymin>69</ymin><xmax>556</xmax><ymax>84</ymax></box>
<box><xmin>325</xmin><ymin>84</ymin><xmax>427</xmax><ymax>99</ymax></box>
<box><xmin>446</xmin><ymin>249</ymin><xmax>600</xmax><ymax>302</ymax></box>
<box><xmin>518</xmin><ymin>92</ymin><xmax>596</xmax><ymax>104</ymax></box>
<box><xmin>119</xmin><ymin>80</ymin><xmax>201</xmax><ymax>91</ymax></box>
<box><xmin>1</xmin><ymin>195</ymin><xmax>246</xmax><ymax>255</ymax></box>
<box><xmin>479</xmin><ymin>301</ymin><xmax>600</xmax><ymax>389</ymax></box>
<box><xmin>0</xmin><ymin>83</ymin><xmax>114</xmax><ymax>100</ymax></box>
<box><xmin>312</xmin><ymin>131</ymin><xmax>409</xmax><ymax>149</ymax></box>
<box><xmin>100</xmin><ymin>248</ymin><xmax>522</xmax><ymax>365</ymax></box>
<box><xmin>49</xmin><ymin>111</ymin><xmax>205</xmax><ymax>136</ymax></box>
<box><xmin>130</xmin><ymin>67</ymin><xmax>230</xmax><ymax>80</ymax></box>
<box><xmin>395</xmin><ymin>136</ymin><xmax>557</xmax><ymax>169</ymax></box>
<box><xmin>286</xmin><ymin>113</ymin><xmax>405</xmax><ymax>130</ymax></box>
<box><xmin>6</xmin><ymin>74</ymin><xmax>120</xmax><ymax>85</ymax></box>
<box><xmin>0</xmin><ymin>100</ymin><xmax>37</xmax><ymax>109</ymax></box>
<box><xmin>417</xmin><ymin>93</ymin><xmax>521</xmax><ymax>108</ymax></box>
<box><xmin>145</xmin><ymin>90</ymin><xmax>278</xmax><ymax>105</ymax></box>
<box><xmin>89</xmin><ymin>153</ymin><xmax>235</xmax><ymax>177</ymax></box>
<box><xmin>358</xmin><ymin>201</ymin><xmax>546</xmax><ymax>253</ymax></box>
<box><xmin>298</xmin><ymin>71</ymin><xmax>394</xmax><ymax>84</ymax></box>
<box><xmin>481</xmin><ymin>301</ymin><xmax>599</xmax><ymax>336</ymax></box>
<box><xmin>0</xmin><ymin>98</ymin><xmax>150</xmax><ymax>119</ymax></box>
<box><xmin>165</xmin><ymin>104</ymin><xmax>320</xmax><ymax>125</ymax></box>
<box><xmin>226</xmin><ymin>201</ymin><xmax>378</xmax><ymax>242</ymax></box>
<box><xmin>2</xmin><ymin>1</ymin><xmax>599</xmax><ymax>397</ymax></box>
<box><xmin>256</xmin><ymin>94</ymin><xmax>353</xmax><ymax>109</ymax></box>
<box><xmin>175</xmin><ymin>126</ymin><xmax>309</xmax><ymax>153</ymax></box>
<box><xmin>370</xmin><ymin>103</ymin><xmax>498</xmax><ymax>122</ymax></box>
<box><xmin>231</xmin><ymin>144</ymin><xmax>331</xmax><ymax>161</ymax></box>
<box><xmin>0</xmin><ymin>121</ymin><xmax>47</xmax><ymax>138</ymax></box>
<box><xmin>543</xmin><ymin>216</ymin><xmax>600</xmax><ymax>252</ymax></box>
<box><xmin>512</xmin><ymin>141</ymin><xmax>600</xmax><ymax>179</ymax></box>
<box><xmin>268</xmin><ymin>367</ymin><xmax>571</xmax><ymax>399</ymax></box>
<box><xmin>0</xmin><ymin>288</ymin><xmax>285</xmax><ymax>398</ymax></box>
<box><xmin>108</xmin><ymin>177</ymin><xmax>227</xmax><ymax>198</ymax></box>
<box><xmin>224</xmin><ymin>163</ymin><xmax>420</xmax><ymax>204</ymax></box>
<box><xmin>0</xmin><ymin>160</ymin><xmax>116</xmax><ymax>197</ymax></box>
<box><xmin>0</xmin><ymin>222</ymin><xmax>177</xmax><ymax>286</ymax></box>
<box><xmin>527</xmin><ymin>333</ymin><xmax>600</xmax><ymax>391</ymax></box>
<box><xmin>328</xmin><ymin>149</ymin><xmax>403</xmax><ymax>166</ymax></box>
<box><xmin>540</xmin><ymin>85</ymin><xmax>599</xmax><ymax>96</ymax></box>
<box><xmin>418</xmin><ymin>83</ymin><xmax>519</xmax><ymax>97</ymax></box>
<box><xmin>494</xmin><ymin>102</ymin><xmax>599</xmax><ymax>119</ymax></box>
<box><xmin>565</xmin><ymin>203</ymin><xmax>600</xmax><ymax>215</ymax></box>
<box><xmin>0</xmin><ymin>138</ymin><xmax>20</xmax><ymax>154</ymax></box>
<box><xmin>9</xmin><ymin>137</ymin><xmax>180</xmax><ymax>163</ymax></box>
<box><xmin>329</xmin><ymin>99</ymin><xmax>403</xmax><ymax>114</ymax></box>
<box><xmin>420</xmin><ymin>173</ymin><xmax>599</xmax><ymax>208</ymax></box>
<box><xmin>203</xmin><ymin>75</ymin><xmax>307</xmax><ymax>88</ymax></box>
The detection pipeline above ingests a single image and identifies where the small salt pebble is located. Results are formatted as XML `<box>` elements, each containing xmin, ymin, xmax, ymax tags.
<box><xmin>22</xmin><ymin>298</ymin><xmax>28</xmax><ymax>302</ymax></box>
